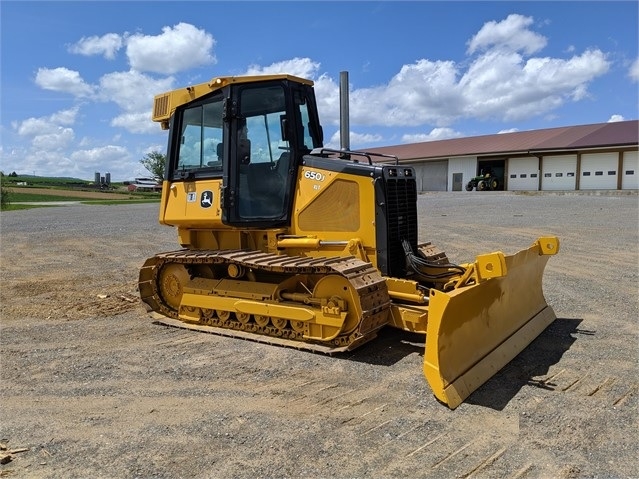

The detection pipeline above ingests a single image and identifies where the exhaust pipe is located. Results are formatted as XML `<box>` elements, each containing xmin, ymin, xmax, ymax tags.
<box><xmin>339</xmin><ymin>71</ymin><xmax>350</xmax><ymax>152</ymax></box>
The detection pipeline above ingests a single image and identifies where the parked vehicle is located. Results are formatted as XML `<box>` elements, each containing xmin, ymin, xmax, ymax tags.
<box><xmin>466</xmin><ymin>168</ymin><xmax>500</xmax><ymax>191</ymax></box>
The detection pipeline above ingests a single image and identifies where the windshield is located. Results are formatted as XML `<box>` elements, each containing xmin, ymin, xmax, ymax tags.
<box><xmin>177</xmin><ymin>95</ymin><xmax>224</xmax><ymax>172</ymax></box>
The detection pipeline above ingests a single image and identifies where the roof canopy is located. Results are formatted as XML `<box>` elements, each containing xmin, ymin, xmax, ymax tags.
<box><xmin>368</xmin><ymin>120</ymin><xmax>639</xmax><ymax>161</ymax></box>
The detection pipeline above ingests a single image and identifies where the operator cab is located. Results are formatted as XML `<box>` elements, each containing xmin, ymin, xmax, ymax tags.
<box><xmin>165</xmin><ymin>77</ymin><xmax>323</xmax><ymax>228</ymax></box>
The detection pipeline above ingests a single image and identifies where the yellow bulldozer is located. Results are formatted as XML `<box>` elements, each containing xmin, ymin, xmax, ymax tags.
<box><xmin>138</xmin><ymin>73</ymin><xmax>559</xmax><ymax>408</ymax></box>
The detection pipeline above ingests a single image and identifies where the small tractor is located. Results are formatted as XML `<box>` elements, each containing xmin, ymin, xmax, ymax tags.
<box><xmin>466</xmin><ymin>168</ymin><xmax>500</xmax><ymax>191</ymax></box>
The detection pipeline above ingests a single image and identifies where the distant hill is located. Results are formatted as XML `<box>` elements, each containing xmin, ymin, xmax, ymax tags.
<box><xmin>2</xmin><ymin>174</ymin><xmax>97</xmax><ymax>187</ymax></box>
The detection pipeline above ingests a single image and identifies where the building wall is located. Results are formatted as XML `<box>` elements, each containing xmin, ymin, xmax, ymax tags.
<box><xmin>448</xmin><ymin>157</ymin><xmax>477</xmax><ymax>191</ymax></box>
<box><xmin>414</xmin><ymin>160</ymin><xmax>448</xmax><ymax>191</ymax></box>
<box><xmin>410</xmin><ymin>148</ymin><xmax>638</xmax><ymax>193</ymax></box>
<box><xmin>622</xmin><ymin>151</ymin><xmax>639</xmax><ymax>190</ymax></box>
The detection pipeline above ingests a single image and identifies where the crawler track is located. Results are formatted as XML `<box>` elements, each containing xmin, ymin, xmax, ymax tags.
<box><xmin>138</xmin><ymin>249</ymin><xmax>391</xmax><ymax>353</ymax></box>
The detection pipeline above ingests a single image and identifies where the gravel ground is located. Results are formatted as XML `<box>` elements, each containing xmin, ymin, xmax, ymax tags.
<box><xmin>1</xmin><ymin>191</ymin><xmax>638</xmax><ymax>479</ymax></box>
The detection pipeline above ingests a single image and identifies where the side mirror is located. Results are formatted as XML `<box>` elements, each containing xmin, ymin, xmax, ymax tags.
<box><xmin>280</xmin><ymin>115</ymin><xmax>289</xmax><ymax>142</ymax></box>
<box><xmin>238</xmin><ymin>138</ymin><xmax>251</xmax><ymax>165</ymax></box>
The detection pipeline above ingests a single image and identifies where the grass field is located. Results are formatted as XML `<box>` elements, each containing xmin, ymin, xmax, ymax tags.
<box><xmin>1</xmin><ymin>185</ymin><xmax>160</xmax><ymax>211</ymax></box>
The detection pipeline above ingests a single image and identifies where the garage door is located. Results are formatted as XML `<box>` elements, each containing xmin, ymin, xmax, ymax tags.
<box><xmin>622</xmin><ymin>151</ymin><xmax>639</xmax><ymax>190</ymax></box>
<box><xmin>580</xmin><ymin>153</ymin><xmax>618</xmax><ymax>190</ymax></box>
<box><xmin>416</xmin><ymin>161</ymin><xmax>448</xmax><ymax>191</ymax></box>
<box><xmin>507</xmin><ymin>157</ymin><xmax>539</xmax><ymax>190</ymax></box>
<box><xmin>541</xmin><ymin>155</ymin><xmax>577</xmax><ymax>191</ymax></box>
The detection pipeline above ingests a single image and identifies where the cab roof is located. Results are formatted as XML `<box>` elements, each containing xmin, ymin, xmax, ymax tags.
<box><xmin>152</xmin><ymin>74</ymin><xmax>313</xmax><ymax>129</ymax></box>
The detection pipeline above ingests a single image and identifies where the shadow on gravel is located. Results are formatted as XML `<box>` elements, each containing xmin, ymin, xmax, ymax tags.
<box><xmin>342</xmin><ymin>326</ymin><xmax>425</xmax><ymax>366</ymax></box>
<box><xmin>466</xmin><ymin>317</ymin><xmax>586</xmax><ymax>410</ymax></box>
<box><xmin>339</xmin><ymin>317</ymin><xmax>588</xmax><ymax>411</ymax></box>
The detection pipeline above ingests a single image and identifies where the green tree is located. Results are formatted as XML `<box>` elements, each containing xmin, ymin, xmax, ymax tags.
<box><xmin>140</xmin><ymin>151</ymin><xmax>166</xmax><ymax>182</ymax></box>
<box><xmin>0</xmin><ymin>176</ymin><xmax>10</xmax><ymax>209</ymax></box>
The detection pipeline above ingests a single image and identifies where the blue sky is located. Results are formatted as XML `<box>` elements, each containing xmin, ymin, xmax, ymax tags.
<box><xmin>1</xmin><ymin>1</ymin><xmax>638</xmax><ymax>181</ymax></box>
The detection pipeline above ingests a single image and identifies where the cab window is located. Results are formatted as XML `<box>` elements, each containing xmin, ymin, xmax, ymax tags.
<box><xmin>176</xmin><ymin>95</ymin><xmax>224</xmax><ymax>173</ymax></box>
<box><xmin>235</xmin><ymin>84</ymin><xmax>291</xmax><ymax>219</ymax></box>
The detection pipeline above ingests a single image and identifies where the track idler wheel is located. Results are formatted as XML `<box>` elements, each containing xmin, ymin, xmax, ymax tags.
<box><xmin>158</xmin><ymin>263</ymin><xmax>190</xmax><ymax>311</ymax></box>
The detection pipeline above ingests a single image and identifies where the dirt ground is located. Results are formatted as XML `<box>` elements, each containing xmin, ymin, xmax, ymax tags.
<box><xmin>1</xmin><ymin>193</ymin><xmax>637</xmax><ymax>479</ymax></box>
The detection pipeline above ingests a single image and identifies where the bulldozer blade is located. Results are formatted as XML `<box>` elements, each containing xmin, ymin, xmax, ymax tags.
<box><xmin>423</xmin><ymin>237</ymin><xmax>559</xmax><ymax>409</ymax></box>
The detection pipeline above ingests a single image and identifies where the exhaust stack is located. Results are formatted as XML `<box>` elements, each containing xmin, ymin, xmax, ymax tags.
<box><xmin>339</xmin><ymin>71</ymin><xmax>350</xmax><ymax>151</ymax></box>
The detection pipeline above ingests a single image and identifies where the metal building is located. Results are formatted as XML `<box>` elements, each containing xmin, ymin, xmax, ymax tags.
<box><xmin>369</xmin><ymin>120</ymin><xmax>638</xmax><ymax>192</ymax></box>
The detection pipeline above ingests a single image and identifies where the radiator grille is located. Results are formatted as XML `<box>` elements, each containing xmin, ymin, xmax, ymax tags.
<box><xmin>153</xmin><ymin>94</ymin><xmax>170</xmax><ymax>121</ymax></box>
<box><xmin>385</xmin><ymin>177</ymin><xmax>418</xmax><ymax>277</ymax></box>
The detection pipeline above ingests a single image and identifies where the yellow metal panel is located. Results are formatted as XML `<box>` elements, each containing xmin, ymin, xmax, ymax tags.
<box><xmin>474</xmin><ymin>252</ymin><xmax>507</xmax><ymax>280</ymax></box>
<box><xmin>210</xmin><ymin>279</ymin><xmax>278</xmax><ymax>300</ymax></box>
<box><xmin>385</xmin><ymin>277</ymin><xmax>429</xmax><ymax>303</ymax></box>
<box><xmin>161</xmin><ymin>179</ymin><xmax>224</xmax><ymax>228</ymax></box>
<box><xmin>537</xmin><ymin>236</ymin><xmax>560</xmax><ymax>255</ymax></box>
<box><xmin>234</xmin><ymin>301</ymin><xmax>316</xmax><ymax>323</ymax></box>
<box><xmin>289</xmin><ymin>166</ymin><xmax>378</xmax><ymax>266</ymax></box>
<box><xmin>423</xmin><ymin>237</ymin><xmax>559</xmax><ymax>408</ymax></box>
<box><xmin>152</xmin><ymin>74</ymin><xmax>314</xmax><ymax>124</ymax></box>
<box><xmin>441</xmin><ymin>306</ymin><xmax>556</xmax><ymax>408</ymax></box>
<box><xmin>179</xmin><ymin>293</ymin><xmax>347</xmax><ymax>328</ymax></box>
<box><xmin>388</xmin><ymin>304</ymin><xmax>428</xmax><ymax>333</ymax></box>
<box><xmin>298</xmin><ymin>179</ymin><xmax>360</xmax><ymax>231</ymax></box>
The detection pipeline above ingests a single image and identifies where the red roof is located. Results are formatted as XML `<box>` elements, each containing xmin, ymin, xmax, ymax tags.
<box><xmin>367</xmin><ymin>120</ymin><xmax>639</xmax><ymax>161</ymax></box>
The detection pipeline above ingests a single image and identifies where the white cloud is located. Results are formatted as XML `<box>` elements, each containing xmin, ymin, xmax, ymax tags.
<box><xmin>5</xmin><ymin>109</ymin><xmax>79</xmax><ymax>176</ymax></box>
<box><xmin>244</xmin><ymin>57</ymin><xmax>321</xmax><ymax>79</ymax></box>
<box><xmin>49</xmin><ymin>108</ymin><xmax>80</xmax><ymax>126</ymax></box>
<box><xmin>69</xmin><ymin>145</ymin><xmax>136</xmax><ymax>180</ymax></box>
<box><xmin>143</xmin><ymin>144</ymin><xmax>166</xmax><ymax>156</ymax></box>
<box><xmin>325</xmin><ymin>130</ymin><xmax>383</xmax><ymax>149</ymax></box>
<box><xmin>309</xmin><ymin>15</ymin><xmax>610</xmax><ymax>130</ymax></box>
<box><xmin>111</xmin><ymin>111</ymin><xmax>159</xmax><ymax>134</ymax></box>
<box><xmin>16</xmin><ymin>107</ymin><xmax>79</xmax><ymax>138</ymax></box>
<box><xmin>402</xmin><ymin>128</ymin><xmax>463</xmax><ymax>144</ymax></box>
<box><xmin>459</xmin><ymin>48</ymin><xmax>609</xmax><ymax>121</ymax></box>
<box><xmin>313</xmin><ymin>74</ymin><xmax>341</xmax><ymax>125</ymax></box>
<box><xmin>12</xmin><ymin>16</ymin><xmax>627</xmax><ymax>181</ymax></box>
<box><xmin>467</xmin><ymin>14</ymin><xmax>547</xmax><ymax>55</ymax></box>
<box><xmin>70</xmin><ymin>144</ymin><xmax>129</xmax><ymax>165</ymax></box>
<box><xmin>608</xmin><ymin>115</ymin><xmax>625</xmax><ymax>122</ymax></box>
<box><xmin>0</xmin><ymin>144</ymin><xmax>78</xmax><ymax>179</ymax></box>
<box><xmin>126</xmin><ymin>23</ymin><xmax>216</xmax><ymax>74</ymax></box>
<box><xmin>242</xmin><ymin>58</ymin><xmax>343</xmax><ymax>129</ymax></box>
<box><xmin>629</xmin><ymin>58</ymin><xmax>639</xmax><ymax>82</ymax></box>
<box><xmin>31</xmin><ymin>128</ymin><xmax>75</xmax><ymax>150</ymax></box>
<box><xmin>378</xmin><ymin>58</ymin><xmax>461</xmax><ymax>126</ymax></box>
<box><xmin>35</xmin><ymin>67</ymin><xmax>95</xmax><ymax>98</ymax></box>
<box><xmin>343</xmin><ymin>44</ymin><xmax>609</xmax><ymax>128</ymax></box>
<box><xmin>98</xmin><ymin>70</ymin><xmax>175</xmax><ymax>112</ymax></box>
<box><xmin>68</xmin><ymin>33</ymin><xmax>123</xmax><ymax>59</ymax></box>
<box><xmin>3</xmin><ymin>104</ymin><xmax>154</xmax><ymax>180</ymax></box>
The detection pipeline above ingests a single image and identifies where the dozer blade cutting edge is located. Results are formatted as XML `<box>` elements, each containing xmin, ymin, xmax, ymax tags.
<box><xmin>423</xmin><ymin>236</ymin><xmax>559</xmax><ymax>409</ymax></box>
